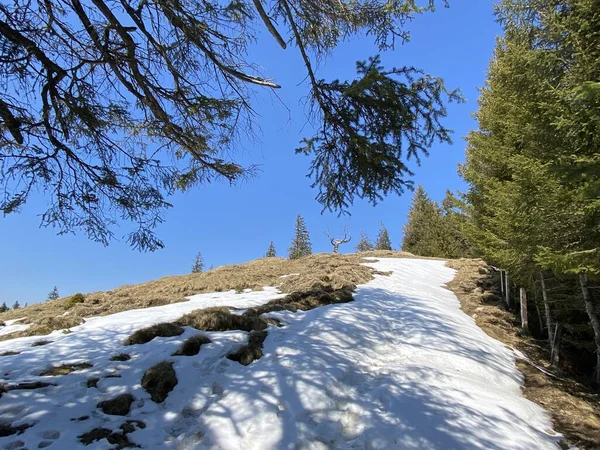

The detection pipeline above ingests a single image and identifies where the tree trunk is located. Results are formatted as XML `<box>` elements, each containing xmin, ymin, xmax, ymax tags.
<box><xmin>550</xmin><ymin>322</ymin><xmax>562</xmax><ymax>370</ymax></box>
<box><xmin>579</xmin><ymin>272</ymin><xmax>600</xmax><ymax>385</ymax></box>
<box><xmin>520</xmin><ymin>287</ymin><xmax>529</xmax><ymax>334</ymax></box>
<box><xmin>533</xmin><ymin>286</ymin><xmax>544</xmax><ymax>335</ymax></box>
<box><xmin>540</xmin><ymin>272</ymin><xmax>554</xmax><ymax>343</ymax></box>
<box><xmin>500</xmin><ymin>270</ymin><xmax>505</xmax><ymax>296</ymax></box>
<box><xmin>505</xmin><ymin>273</ymin><xmax>511</xmax><ymax>308</ymax></box>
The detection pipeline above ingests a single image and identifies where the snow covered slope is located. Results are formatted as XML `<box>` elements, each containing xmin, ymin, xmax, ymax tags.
<box><xmin>0</xmin><ymin>258</ymin><xmax>561</xmax><ymax>449</ymax></box>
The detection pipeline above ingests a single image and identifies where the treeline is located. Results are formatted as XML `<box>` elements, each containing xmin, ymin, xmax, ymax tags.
<box><xmin>401</xmin><ymin>0</ymin><xmax>600</xmax><ymax>383</ymax></box>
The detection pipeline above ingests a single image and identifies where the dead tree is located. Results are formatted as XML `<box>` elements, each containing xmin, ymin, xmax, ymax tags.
<box><xmin>325</xmin><ymin>227</ymin><xmax>351</xmax><ymax>254</ymax></box>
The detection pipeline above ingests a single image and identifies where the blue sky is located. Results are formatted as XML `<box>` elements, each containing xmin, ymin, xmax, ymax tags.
<box><xmin>0</xmin><ymin>0</ymin><xmax>501</xmax><ymax>305</ymax></box>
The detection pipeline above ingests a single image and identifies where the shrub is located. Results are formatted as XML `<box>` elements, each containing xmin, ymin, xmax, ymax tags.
<box><xmin>65</xmin><ymin>293</ymin><xmax>85</xmax><ymax>309</ymax></box>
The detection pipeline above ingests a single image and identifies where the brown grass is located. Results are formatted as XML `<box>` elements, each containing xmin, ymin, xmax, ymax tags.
<box><xmin>78</xmin><ymin>427</ymin><xmax>135</xmax><ymax>448</ymax></box>
<box><xmin>110</xmin><ymin>353</ymin><xmax>131</xmax><ymax>362</ymax></box>
<box><xmin>244</xmin><ymin>285</ymin><xmax>353</xmax><ymax>317</ymax></box>
<box><xmin>97</xmin><ymin>393</ymin><xmax>134</xmax><ymax>416</ymax></box>
<box><xmin>124</xmin><ymin>323</ymin><xmax>184</xmax><ymax>345</ymax></box>
<box><xmin>177</xmin><ymin>307</ymin><xmax>267</xmax><ymax>332</ymax></box>
<box><xmin>446</xmin><ymin>259</ymin><xmax>600</xmax><ymax>449</ymax></box>
<box><xmin>31</xmin><ymin>339</ymin><xmax>52</xmax><ymax>347</ymax></box>
<box><xmin>172</xmin><ymin>334</ymin><xmax>211</xmax><ymax>356</ymax></box>
<box><xmin>0</xmin><ymin>351</ymin><xmax>20</xmax><ymax>356</ymax></box>
<box><xmin>141</xmin><ymin>361</ymin><xmax>177</xmax><ymax>403</ymax></box>
<box><xmin>0</xmin><ymin>252</ymin><xmax>406</xmax><ymax>341</ymax></box>
<box><xmin>0</xmin><ymin>423</ymin><xmax>31</xmax><ymax>438</ymax></box>
<box><xmin>40</xmin><ymin>362</ymin><xmax>92</xmax><ymax>376</ymax></box>
<box><xmin>227</xmin><ymin>330</ymin><xmax>268</xmax><ymax>366</ymax></box>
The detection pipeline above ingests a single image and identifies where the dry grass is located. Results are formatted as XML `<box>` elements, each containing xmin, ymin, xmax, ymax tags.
<box><xmin>244</xmin><ymin>285</ymin><xmax>354</xmax><ymax>317</ymax></box>
<box><xmin>0</xmin><ymin>351</ymin><xmax>20</xmax><ymax>356</ymax></box>
<box><xmin>97</xmin><ymin>393</ymin><xmax>134</xmax><ymax>416</ymax></box>
<box><xmin>124</xmin><ymin>323</ymin><xmax>183</xmax><ymax>345</ymax></box>
<box><xmin>0</xmin><ymin>252</ymin><xmax>407</xmax><ymax>341</ymax></box>
<box><xmin>40</xmin><ymin>362</ymin><xmax>92</xmax><ymax>376</ymax></box>
<box><xmin>0</xmin><ymin>423</ymin><xmax>31</xmax><ymax>438</ymax></box>
<box><xmin>31</xmin><ymin>339</ymin><xmax>52</xmax><ymax>347</ymax></box>
<box><xmin>78</xmin><ymin>427</ymin><xmax>135</xmax><ymax>448</ymax></box>
<box><xmin>141</xmin><ymin>361</ymin><xmax>177</xmax><ymax>403</ymax></box>
<box><xmin>110</xmin><ymin>353</ymin><xmax>131</xmax><ymax>362</ymax></box>
<box><xmin>446</xmin><ymin>259</ymin><xmax>600</xmax><ymax>449</ymax></box>
<box><xmin>227</xmin><ymin>330</ymin><xmax>268</xmax><ymax>366</ymax></box>
<box><xmin>172</xmin><ymin>334</ymin><xmax>211</xmax><ymax>356</ymax></box>
<box><xmin>177</xmin><ymin>307</ymin><xmax>267</xmax><ymax>332</ymax></box>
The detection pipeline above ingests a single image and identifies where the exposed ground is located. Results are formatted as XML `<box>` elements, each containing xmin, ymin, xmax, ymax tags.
<box><xmin>0</xmin><ymin>251</ymin><xmax>413</xmax><ymax>340</ymax></box>
<box><xmin>446</xmin><ymin>259</ymin><xmax>600</xmax><ymax>449</ymax></box>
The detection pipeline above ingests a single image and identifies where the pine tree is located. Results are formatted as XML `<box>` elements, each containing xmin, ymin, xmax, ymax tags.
<box><xmin>402</xmin><ymin>186</ymin><xmax>442</xmax><ymax>256</ymax></box>
<box><xmin>0</xmin><ymin>302</ymin><xmax>8</xmax><ymax>313</ymax></box>
<box><xmin>265</xmin><ymin>241</ymin><xmax>277</xmax><ymax>258</ymax></box>
<box><xmin>375</xmin><ymin>222</ymin><xmax>392</xmax><ymax>251</ymax></box>
<box><xmin>355</xmin><ymin>232</ymin><xmax>374</xmax><ymax>252</ymax></box>
<box><xmin>47</xmin><ymin>286</ymin><xmax>60</xmax><ymax>301</ymax></box>
<box><xmin>12</xmin><ymin>301</ymin><xmax>20</xmax><ymax>310</ymax></box>
<box><xmin>288</xmin><ymin>215</ymin><xmax>312</xmax><ymax>260</ymax></box>
<box><xmin>191</xmin><ymin>252</ymin><xmax>204</xmax><ymax>273</ymax></box>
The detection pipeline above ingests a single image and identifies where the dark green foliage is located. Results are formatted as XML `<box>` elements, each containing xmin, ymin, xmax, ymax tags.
<box><xmin>0</xmin><ymin>302</ymin><xmax>8</xmax><ymax>313</ymax></box>
<box><xmin>0</xmin><ymin>0</ymin><xmax>455</xmax><ymax>250</ymax></box>
<box><xmin>12</xmin><ymin>301</ymin><xmax>19</xmax><ymax>310</ymax></box>
<box><xmin>47</xmin><ymin>286</ymin><xmax>59</xmax><ymax>301</ymax></box>
<box><xmin>227</xmin><ymin>330</ymin><xmax>268</xmax><ymax>366</ymax></box>
<box><xmin>124</xmin><ymin>323</ymin><xmax>184</xmax><ymax>345</ymax></box>
<box><xmin>402</xmin><ymin>187</ymin><xmax>476</xmax><ymax>258</ymax></box>
<box><xmin>374</xmin><ymin>222</ymin><xmax>392</xmax><ymax>250</ymax></box>
<box><xmin>288</xmin><ymin>215</ymin><xmax>312</xmax><ymax>260</ymax></box>
<box><xmin>66</xmin><ymin>293</ymin><xmax>85</xmax><ymax>309</ymax></box>
<box><xmin>355</xmin><ymin>232</ymin><xmax>374</xmax><ymax>252</ymax></box>
<box><xmin>141</xmin><ymin>362</ymin><xmax>177</xmax><ymax>403</ymax></box>
<box><xmin>172</xmin><ymin>334</ymin><xmax>211</xmax><ymax>356</ymax></box>
<box><xmin>191</xmin><ymin>252</ymin><xmax>204</xmax><ymax>273</ymax></box>
<box><xmin>265</xmin><ymin>241</ymin><xmax>277</xmax><ymax>258</ymax></box>
<box><xmin>460</xmin><ymin>0</ymin><xmax>600</xmax><ymax>381</ymax></box>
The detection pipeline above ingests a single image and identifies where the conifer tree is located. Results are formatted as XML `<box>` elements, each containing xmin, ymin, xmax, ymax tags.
<box><xmin>12</xmin><ymin>301</ymin><xmax>20</xmax><ymax>310</ymax></box>
<box><xmin>191</xmin><ymin>252</ymin><xmax>204</xmax><ymax>273</ymax></box>
<box><xmin>355</xmin><ymin>232</ymin><xmax>374</xmax><ymax>252</ymax></box>
<box><xmin>402</xmin><ymin>186</ymin><xmax>442</xmax><ymax>256</ymax></box>
<box><xmin>288</xmin><ymin>215</ymin><xmax>312</xmax><ymax>260</ymax></box>
<box><xmin>0</xmin><ymin>302</ymin><xmax>8</xmax><ymax>313</ymax></box>
<box><xmin>375</xmin><ymin>222</ymin><xmax>392</xmax><ymax>250</ymax></box>
<box><xmin>47</xmin><ymin>286</ymin><xmax>60</xmax><ymax>301</ymax></box>
<box><xmin>265</xmin><ymin>242</ymin><xmax>277</xmax><ymax>258</ymax></box>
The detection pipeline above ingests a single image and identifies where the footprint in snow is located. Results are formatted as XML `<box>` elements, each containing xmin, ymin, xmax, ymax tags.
<box><xmin>35</xmin><ymin>429</ymin><xmax>60</xmax><ymax>448</ymax></box>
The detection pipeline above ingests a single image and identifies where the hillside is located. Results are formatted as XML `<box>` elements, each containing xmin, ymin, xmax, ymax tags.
<box><xmin>0</xmin><ymin>255</ymin><xmax>598</xmax><ymax>449</ymax></box>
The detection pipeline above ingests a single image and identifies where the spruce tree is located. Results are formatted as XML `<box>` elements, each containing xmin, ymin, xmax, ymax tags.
<box><xmin>47</xmin><ymin>286</ymin><xmax>60</xmax><ymax>301</ymax></box>
<box><xmin>12</xmin><ymin>301</ymin><xmax>20</xmax><ymax>310</ymax></box>
<box><xmin>355</xmin><ymin>232</ymin><xmax>374</xmax><ymax>252</ymax></box>
<box><xmin>265</xmin><ymin>242</ymin><xmax>277</xmax><ymax>258</ymax></box>
<box><xmin>191</xmin><ymin>252</ymin><xmax>204</xmax><ymax>273</ymax></box>
<box><xmin>375</xmin><ymin>222</ymin><xmax>392</xmax><ymax>250</ymax></box>
<box><xmin>0</xmin><ymin>302</ymin><xmax>8</xmax><ymax>313</ymax></box>
<box><xmin>402</xmin><ymin>186</ymin><xmax>442</xmax><ymax>256</ymax></box>
<box><xmin>288</xmin><ymin>215</ymin><xmax>312</xmax><ymax>260</ymax></box>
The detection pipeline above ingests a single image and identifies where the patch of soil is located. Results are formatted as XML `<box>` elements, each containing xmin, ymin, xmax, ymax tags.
<box><xmin>141</xmin><ymin>362</ymin><xmax>177</xmax><ymax>403</ymax></box>
<box><xmin>40</xmin><ymin>363</ymin><xmax>92</xmax><ymax>376</ymax></box>
<box><xmin>124</xmin><ymin>323</ymin><xmax>183</xmax><ymax>345</ymax></box>
<box><xmin>446</xmin><ymin>259</ymin><xmax>600</xmax><ymax>449</ymax></box>
<box><xmin>0</xmin><ymin>351</ymin><xmax>20</xmax><ymax>356</ymax></box>
<box><xmin>172</xmin><ymin>334</ymin><xmax>211</xmax><ymax>356</ymax></box>
<box><xmin>31</xmin><ymin>340</ymin><xmax>52</xmax><ymax>347</ymax></box>
<box><xmin>110</xmin><ymin>353</ymin><xmax>131</xmax><ymax>362</ymax></box>
<box><xmin>227</xmin><ymin>331</ymin><xmax>268</xmax><ymax>366</ymax></box>
<box><xmin>86</xmin><ymin>378</ymin><xmax>99</xmax><ymax>388</ymax></box>
<box><xmin>97</xmin><ymin>393</ymin><xmax>135</xmax><ymax>416</ymax></box>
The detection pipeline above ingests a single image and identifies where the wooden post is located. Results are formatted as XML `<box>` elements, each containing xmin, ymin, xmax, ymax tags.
<box><xmin>579</xmin><ymin>273</ymin><xmax>600</xmax><ymax>385</ymax></box>
<box><xmin>500</xmin><ymin>270</ymin><xmax>505</xmax><ymax>296</ymax></box>
<box><xmin>505</xmin><ymin>273</ymin><xmax>510</xmax><ymax>308</ymax></box>
<box><xmin>540</xmin><ymin>272</ymin><xmax>553</xmax><ymax>343</ymax></box>
<box><xmin>550</xmin><ymin>322</ymin><xmax>562</xmax><ymax>370</ymax></box>
<box><xmin>520</xmin><ymin>287</ymin><xmax>529</xmax><ymax>334</ymax></box>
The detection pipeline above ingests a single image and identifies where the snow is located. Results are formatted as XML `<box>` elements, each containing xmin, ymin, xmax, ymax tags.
<box><xmin>0</xmin><ymin>258</ymin><xmax>561</xmax><ymax>449</ymax></box>
<box><xmin>0</xmin><ymin>318</ymin><xmax>30</xmax><ymax>336</ymax></box>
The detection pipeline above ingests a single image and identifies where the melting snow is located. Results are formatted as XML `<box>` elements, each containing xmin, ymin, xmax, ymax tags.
<box><xmin>0</xmin><ymin>258</ymin><xmax>560</xmax><ymax>449</ymax></box>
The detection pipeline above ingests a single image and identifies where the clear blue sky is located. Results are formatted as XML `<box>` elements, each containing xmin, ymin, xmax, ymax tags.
<box><xmin>0</xmin><ymin>0</ymin><xmax>501</xmax><ymax>305</ymax></box>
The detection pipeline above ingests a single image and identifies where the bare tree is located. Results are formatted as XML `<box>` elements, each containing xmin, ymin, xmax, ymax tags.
<box><xmin>325</xmin><ymin>226</ymin><xmax>351</xmax><ymax>254</ymax></box>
